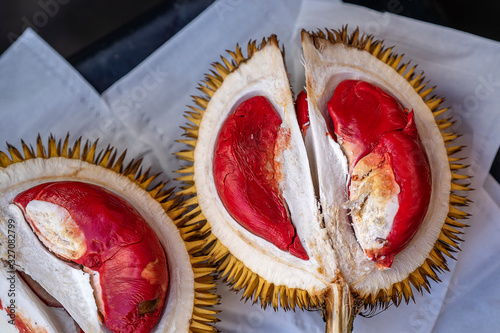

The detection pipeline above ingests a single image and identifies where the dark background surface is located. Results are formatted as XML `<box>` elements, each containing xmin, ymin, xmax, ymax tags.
<box><xmin>1</xmin><ymin>0</ymin><xmax>499</xmax><ymax>180</ymax></box>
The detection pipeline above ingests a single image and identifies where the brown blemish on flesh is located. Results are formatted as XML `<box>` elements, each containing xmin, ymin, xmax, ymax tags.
<box><xmin>273</xmin><ymin>127</ymin><xmax>292</xmax><ymax>185</ymax></box>
<box><xmin>138</xmin><ymin>298</ymin><xmax>160</xmax><ymax>315</ymax></box>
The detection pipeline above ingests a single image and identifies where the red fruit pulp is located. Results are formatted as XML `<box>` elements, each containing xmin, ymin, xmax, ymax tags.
<box><xmin>328</xmin><ymin>80</ymin><xmax>408</xmax><ymax>170</ymax></box>
<box><xmin>296</xmin><ymin>90</ymin><xmax>310</xmax><ymax>136</ymax></box>
<box><xmin>327</xmin><ymin>80</ymin><xmax>431</xmax><ymax>269</ymax></box>
<box><xmin>213</xmin><ymin>95</ymin><xmax>309</xmax><ymax>260</ymax></box>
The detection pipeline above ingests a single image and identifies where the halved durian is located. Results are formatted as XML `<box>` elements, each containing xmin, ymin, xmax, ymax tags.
<box><xmin>176</xmin><ymin>27</ymin><xmax>470</xmax><ymax>332</ymax></box>
<box><xmin>0</xmin><ymin>135</ymin><xmax>218</xmax><ymax>333</ymax></box>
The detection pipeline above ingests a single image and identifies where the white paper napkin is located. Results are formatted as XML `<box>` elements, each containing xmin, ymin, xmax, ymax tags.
<box><xmin>0</xmin><ymin>28</ymin><xmax>163</xmax><ymax>173</ymax></box>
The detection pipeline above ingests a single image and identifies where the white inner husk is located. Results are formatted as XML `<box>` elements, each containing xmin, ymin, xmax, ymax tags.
<box><xmin>0</xmin><ymin>261</ymin><xmax>76</xmax><ymax>332</ymax></box>
<box><xmin>195</xmin><ymin>35</ymin><xmax>451</xmax><ymax>297</ymax></box>
<box><xmin>0</xmin><ymin>158</ymin><xmax>194</xmax><ymax>332</ymax></box>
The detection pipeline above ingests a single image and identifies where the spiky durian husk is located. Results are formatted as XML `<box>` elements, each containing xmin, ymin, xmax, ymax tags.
<box><xmin>303</xmin><ymin>26</ymin><xmax>470</xmax><ymax>311</ymax></box>
<box><xmin>175</xmin><ymin>27</ymin><xmax>470</xmax><ymax>316</ymax></box>
<box><xmin>0</xmin><ymin>134</ymin><xmax>218</xmax><ymax>333</ymax></box>
<box><xmin>176</xmin><ymin>35</ymin><xmax>322</xmax><ymax>312</ymax></box>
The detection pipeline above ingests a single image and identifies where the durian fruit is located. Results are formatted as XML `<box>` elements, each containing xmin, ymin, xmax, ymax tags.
<box><xmin>176</xmin><ymin>26</ymin><xmax>469</xmax><ymax>332</ymax></box>
<box><xmin>0</xmin><ymin>135</ymin><xmax>218</xmax><ymax>333</ymax></box>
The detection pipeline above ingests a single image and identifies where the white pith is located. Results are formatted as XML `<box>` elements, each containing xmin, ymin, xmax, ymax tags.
<box><xmin>0</xmin><ymin>158</ymin><xmax>195</xmax><ymax>332</ymax></box>
<box><xmin>0</xmin><ymin>261</ymin><xmax>73</xmax><ymax>333</ymax></box>
<box><xmin>347</xmin><ymin>155</ymin><xmax>400</xmax><ymax>253</ymax></box>
<box><xmin>196</xmin><ymin>32</ymin><xmax>451</xmax><ymax>301</ymax></box>
<box><xmin>87</xmin><ymin>268</ymin><xmax>105</xmax><ymax>319</ymax></box>
<box><xmin>25</xmin><ymin>200</ymin><xmax>87</xmax><ymax>261</ymax></box>
<box><xmin>349</xmin><ymin>195</ymin><xmax>399</xmax><ymax>252</ymax></box>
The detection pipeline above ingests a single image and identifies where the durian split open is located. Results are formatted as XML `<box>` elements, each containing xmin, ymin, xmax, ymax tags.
<box><xmin>176</xmin><ymin>27</ymin><xmax>470</xmax><ymax>332</ymax></box>
<box><xmin>0</xmin><ymin>135</ymin><xmax>218</xmax><ymax>333</ymax></box>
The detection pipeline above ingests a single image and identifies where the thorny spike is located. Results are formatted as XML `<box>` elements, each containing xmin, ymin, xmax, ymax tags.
<box><xmin>70</xmin><ymin>137</ymin><xmax>82</xmax><ymax>159</ymax></box>
<box><xmin>234</xmin><ymin>43</ymin><xmax>245</xmax><ymax>63</ymax></box>
<box><xmin>350</xmin><ymin>28</ymin><xmax>360</xmax><ymax>47</ymax></box>
<box><xmin>177</xmin><ymin>139</ymin><xmax>197</xmax><ymax>148</ymax></box>
<box><xmin>21</xmin><ymin>140</ymin><xmax>35</xmax><ymax>159</ymax></box>
<box><xmin>87</xmin><ymin>140</ymin><xmax>99</xmax><ymax>163</ymax></box>
<box><xmin>36</xmin><ymin>134</ymin><xmax>46</xmax><ymax>158</ymax></box>
<box><xmin>199</xmin><ymin>84</ymin><xmax>215</xmax><ymax>98</ymax></box>
<box><xmin>409</xmin><ymin>72</ymin><xmax>425</xmax><ymax>88</ymax></box>
<box><xmin>0</xmin><ymin>151</ymin><xmax>12</xmax><ymax>167</ymax></box>
<box><xmin>433</xmin><ymin>107</ymin><xmax>449</xmax><ymax>118</ymax></box>
<box><xmin>7</xmin><ymin>143</ymin><xmax>23</xmax><ymax>163</ymax></box>
<box><xmin>403</xmin><ymin>65</ymin><xmax>416</xmax><ymax>80</ymax></box>
<box><xmin>371</xmin><ymin>42</ymin><xmax>383</xmax><ymax>57</ymax></box>
<box><xmin>213</xmin><ymin>62</ymin><xmax>230</xmax><ymax>78</ymax></box>
<box><xmin>419</xmin><ymin>86</ymin><xmax>435</xmax><ymax>99</ymax></box>
<box><xmin>192</xmin><ymin>96</ymin><xmax>209</xmax><ymax>110</ymax></box>
<box><xmin>426</xmin><ymin>97</ymin><xmax>444</xmax><ymax>111</ymax></box>
<box><xmin>60</xmin><ymin>133</ymin><xmax>70</xmax><ymax>158</ymax></box>
<box><xmin>220</xmin><ymin>56</ymin><xmax>235</xmax><ymax>72</ymax></box>
<box><xmin>447</xmin><ymin>146</ymin><xmax>464</xmax><ymax>155</ymax></box>
<box><xmin>98</xmin><ymin>146</ymin><xmax>114</xmax><ymax>167</ymax></box>
<box><xmin>397</xmin><ymin>61</ymin><xmax>409</xmax><ymax>75</ymax></box>
<box><xmin>379</xmin><ymin>47</ymin><xmax>393</xmax><ymax>63</ymax></box>
<box><xmin>204</xmin><ymin>76</ymin><xmax>219</xmax><ymax>91</ymax></box>
<box><xmin>48</xmin><ymin>135</ymin><xmax>58</xmax><ymax>157</ymax></box>
<box><xmin>415</xmin><ymin>81</ymin><xmax>429</xmax><ymax>93</ymax></box>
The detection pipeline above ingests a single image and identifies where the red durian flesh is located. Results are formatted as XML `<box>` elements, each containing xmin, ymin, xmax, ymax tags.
<box><xmin>328</xmin><ymin>80</ymin><xmax>408</xmax><ymax>170</ymax></box>
<box><xmin>327</xmin><ymin>80</ymin><xmax>432</xmax><ymax>269</ymax></box>
<box><xmin>213</xmin><ymin>95</ymin><xmax>309</xmax><ymax>260</ymax></box>
<box><xmin>14</xmin><ymin>181</ymin><xmax>168</xmax><ymax>333</ymax></box>
<box><xmin>296</xmin><ymin>90</ymin><xmax>310</xmax><ymax>136</ymax></box>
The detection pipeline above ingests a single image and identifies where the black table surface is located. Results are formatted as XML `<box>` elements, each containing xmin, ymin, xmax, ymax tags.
<box><xmin>1</xmin><ymin>0</ymin><xmax>499</xmax><ymax>182</ymax></box>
